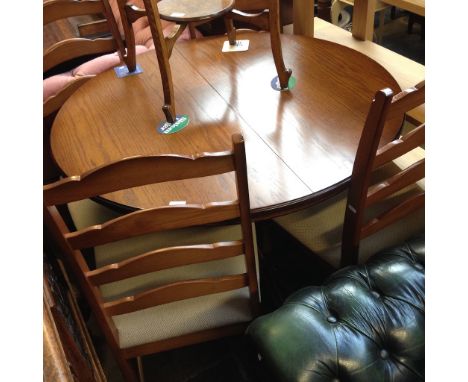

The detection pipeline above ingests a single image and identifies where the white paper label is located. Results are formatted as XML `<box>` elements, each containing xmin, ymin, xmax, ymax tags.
<box><xmin>222</xmin><ymin>40</ymin><xmax>250</xmax><ymax>52</ymax></box>
<box><xmin>169</xmin><ymin>200</ymin><xmax>187</xmax><ymax>206</ymax></box>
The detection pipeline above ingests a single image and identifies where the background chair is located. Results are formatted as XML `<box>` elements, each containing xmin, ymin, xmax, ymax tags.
<box><xmin>43</xmin><ymin>0</ymin><xmax>128</xmax><ymax>118</ymax></box>
<box><xmin>223</xmin><ymin>0</ymin><xmax>292</xmax><ymax>88</ymax></box>
<box><xmin>273</xmin><ymin>81</ymin><xmax>425</xmax><ymax>269</ymax></box>
<box><xmin>115</xmin><ymin>0</ymin><xmax>204</xmax><ymax>123</ymax></box>
<box><xmin>247</xmin><ymin>234</ymin><xmax>425</xmax><ymax>381</ymax></box>
<box><xmin>43</xmin><ymin>0</ymin><xmax>198</xmax><ymax>182</ymax></box>
<box><xmin>117</xmin><ymin>0</ymin><xmax>291</xmax><ymax>124</ymax></box>
<box><xmin>44</xmin><ymin>134</ymin><xmax>260</xmax><ymax>382</ymax></box>
<box><xmin>109</xmin><ymin>0</ymin><xmax>201</xmax><ymax>73</ymax></box>
<box><xmin>43</xmin><ymin>0</ymin><xmax>127</xmax><ymax>182</ymax></box>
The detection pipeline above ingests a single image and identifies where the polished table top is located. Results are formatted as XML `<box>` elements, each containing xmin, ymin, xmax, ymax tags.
<box><xmin>51</xmin><ymin>32</ymin><xmax>402</xmax><ymax>221</ymax></box>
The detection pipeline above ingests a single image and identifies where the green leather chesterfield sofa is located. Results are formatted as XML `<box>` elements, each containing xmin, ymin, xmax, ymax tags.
<box><xmin>247</xmin><ymin>234</ymin><xmax>425</xmax><ymax>381</ymax></box>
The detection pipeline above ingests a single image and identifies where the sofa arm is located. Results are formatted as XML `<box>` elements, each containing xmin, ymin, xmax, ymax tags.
<box><xmin>246</xmin><ymin>234</ymin><xmax>425</xmax><ymax>381</ymax></box>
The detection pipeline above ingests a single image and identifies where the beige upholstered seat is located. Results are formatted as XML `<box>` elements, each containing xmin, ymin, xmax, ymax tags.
<box><xmin>275</xmin><ymin>146</ymin><xmax>425</xmax><ymax>268</ymax></box>
<box><xmin>44</xmin><ymin>134</ymin><xmax>258</xmax><ymax>381</ymax></box>
<box><xmin>68</xmin><ymin>199</ymin><xmax>258</xmax><ymax>348</ymax></box>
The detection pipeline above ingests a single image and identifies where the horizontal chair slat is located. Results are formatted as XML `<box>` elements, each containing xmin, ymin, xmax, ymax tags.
<box><xmin>231</xmin><ymin>10</ymin><xmax>270</xmax><ymax>30</ymax></box>
<box><xmin>86</xmin><ymin>241</ymin><xmax>244</xmax><ymax>285</ymax></box>
<box><xmin>234</xmin><ymin>0</ymin><xmax>270</xmax><ymax>12</ymax></box>
<box><xmin>361</xmin><ymin>193</ymin><xmax>425</xmax><ymax>239</ymax></box>
<box><xmin>44</xmin><ymin>0</ymin><xmax>106</xmax><ymax>25</ymax></box>
<box><xmin>44</xmin><ymin>38</ymin><xmax>116</xmax><ymax>73</ymax></box>
<box><xmin>125</xmin><ymin>4</ymin><xmax>147</xmax><ymax>23</ymax></box>
<box><xmin>77</xmin><ymin>19</ymin><xmax>111</xmax><ymax>37</ymax></box>
<box><xmin>366</xmin><ymin>159</ymin><xmax>425</xmax><ymax>207</ymax></box>
<box><xmin>65</xmin><ymin>202</ymin><xmax>240</xmax><ymax>249</ymax></box>
<box><xmin>104</xmin><ymin>274</ymin><xmax>249</xmax><ymax>316</ymax></box>
<box><xmin>386</xmin><ymin>83</ymin><xmax>425</xmax><ymax>121</ymax></box>
<box><xmin>374</xmin><ymin>123</ymin><xmax>425</xmax><ymax>168</ymax></box>
<box><xmin>44</xmin><ymin>154</ymin><xmax>235</xmax><ymax>206</ymax></box>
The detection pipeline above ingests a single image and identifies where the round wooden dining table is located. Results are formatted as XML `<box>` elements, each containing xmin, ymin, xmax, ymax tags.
<box><xmin>51</xmin><ymin>31</ymin><xmax>403</xmax><ymax>221</ymax></box>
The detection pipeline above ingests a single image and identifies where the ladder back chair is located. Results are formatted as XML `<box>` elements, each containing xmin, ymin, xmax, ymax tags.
<box><xmin>223</xmin><ymin>0</ymin><xmax>292</xmax><ymax>88</ymax></box>
<box><xmin>117</xmin><ymin>0</ymin><xmax>291</xmax><ymax>124</ymax></box>
<box><xmin>116</xmin><ymin>0</ymin><xmax>202</xmax><ymax>124</ymax></box>
<box><xmin>43</xmin><ymin>0</ymin><xmax>127</xmax><ymax>182</ymax></box>
<box><xmin>43</xmin><ymin>0</ymin><xmax>127</xmax><ymax>117</ymax></box>
<box><xmin>275</xmin><ymin>81</ymin><xmax>425</xmax><ymax>268</ymax></box>
<box><xmin>43</xmin><ymin>134</ymin><xmax>260</xmax><ymax>382</ymax></box>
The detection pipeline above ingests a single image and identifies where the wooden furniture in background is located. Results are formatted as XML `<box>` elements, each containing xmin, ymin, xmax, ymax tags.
<box><xmin>292</xmin><ymin>0</ymin><xmax>315</xmax><ymax>35</ymax></box>
<box><xmin>352</xmin><ymin>0</ymin><xmax>424</xmax><ymax>40</ymax></box>
<box><xmin>275</xmin><ymin>81</ymin><xmax>425</xmax><ymax>268</ymax></box>
<box><xmin>119</xmin><ymin>0</ymin><xmax>291</xmax><ymax>124</ymax></box>
<box><xmin>43</xmin><ymin>0</ymin><xmax>126</xmax><ymax>117</ymax></box>
<box><xmin>381</xmin><ymin>0</ymin><xmax>424</xmax><ymax>16</ymax></box>
<box><xmin>292</xmin><ymin>0</ymin><xmax>425</xmax><ymax>42</ymax></box>
<box><xmin>51</xmin><ymin>31</ymin><xmax>403</xmax><ymax>220</ymax></box>
<box><xmin>223</xmin><ymin>0</ymin><xmax>292</xmax><ymax>88</ymax></box>
<box><xmin>331</xmin><ymin>0</ymin><xmax>390</xmax><ymax>42</ymax></box>
<box><xmin>44</xmin><ymin>134</ymin><xmax>260</xmax><ymax>382</ymax></box>
<box><xmin>313</xmin><ymin>17</ymin><xmax>424</xmax><ymax>124</ymax></box>
<box><xmin>44</xmin><ymin>253</ymin><xmax>106</xmax><ymax>381</ymax></box>
<box><xmin>43</xmin><ymin>0</ymin><xmax>126</xmax><ymax>182</ymax></box>
<box><xmin>408</xmin><ymin>11</ymin><xmax>424</xmax><ymax>39</ymax></box>
<box><xmin>117</xmin><ymin>0</ymin><xmax>223</xmax><ymax>123</ymax></box>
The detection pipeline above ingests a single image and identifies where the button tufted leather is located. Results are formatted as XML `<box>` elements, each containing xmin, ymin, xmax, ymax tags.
<box><xmin>247</xmin><ymin>234</ymin><xmax>425</xmax><ymax>381</ymax></box>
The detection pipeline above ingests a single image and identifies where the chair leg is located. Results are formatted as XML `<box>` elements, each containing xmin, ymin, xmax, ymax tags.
<box><xmin>116</xmin><ymin>355</ymin><xmax>140</xmax><ymax>382</ymax></box>
<box><xmin>268</xmin><ymin>0</ymin><xmax>292</xmax><ymax>89</ymax></box>
<box><xmin>224</xmin><ymin>15</ymin><xmax>237</xmax><ymax>45</ymax></box>
<box><xmin>188</xmin><ymin>23</ymin><xmax>197</xmax><ymax>39</ymax></box>
<box><xmin>143</xmin><ymin>0</ymin><xmax>176</xmax><ymax>123</ymax></box>
<box><xmin>119</xmin><ymin>2</ymin><xmax>137</xmax><ymax>72</ymax></box>
<box><xmin>408</xmin><ymin>13</ymin><xmax>414</xmax><ymax>34</ymax></box>
<box><xmin>377</xmin><ymin>9</ymin><xmax>385</xmax><ymax>43</ymax></box>
<box><xmin>137</xmin><ymin>357</ymin><xmax>145</xmax><ymax>382</ymax></box>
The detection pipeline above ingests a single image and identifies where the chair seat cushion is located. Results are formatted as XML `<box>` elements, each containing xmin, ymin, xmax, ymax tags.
<box><xmin>246</xmin><ymin>234</ymin><xmax>425</xmax><ymax>381</ymax></box>
<box><xmin>114</xmin><ymin>287</ymin><xmax>252</xmax><ymax>348</ymax></box>
<box><xmin>68</xmin><ymin>199</ymin><xmax>258</xmax><ymax>348</ymax></box>
<box><xmin>274</xmin><ymin>148</ymin><xmax>425</xmax><ymax>268</ymax></box>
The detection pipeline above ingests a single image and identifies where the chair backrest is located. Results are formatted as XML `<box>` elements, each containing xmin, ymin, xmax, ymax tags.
<box><xmin>43</xmin><ymin>0</ymin><xmax>126</xmax><ymax>117</ymax></box>
<box><xmin>115</xmin><ymin>0</ymin><xmax>186</xmax><ymax>122</ymax></box>
<box><xmin>341</xmin><ymin>81</ymin><xmax>425</xmax><ymax>266</ymax></box>
<box><xmin>44</xmin><ymin>134</ymin><xmax>259</xmax><ymax>356</ymax></box>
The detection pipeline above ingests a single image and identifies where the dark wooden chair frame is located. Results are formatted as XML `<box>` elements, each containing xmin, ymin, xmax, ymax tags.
<box><xmin>44</xmin><ymin>134</ymin><xmax>259</xmax><ymax>382</ymax></box>
<box><xmin>43</xmin><ymin>0</ymin><xmax>128</xmax><ymax>182</ymax></box>
<box><xmin>341</xmin><ymin>81</ymin><xmax>425</xmax><ymax>266</ymax></box>
<box><xmin>117</xmin><ymin>0</ymin><xmax>291</xmax><ymax>124</ymax></box>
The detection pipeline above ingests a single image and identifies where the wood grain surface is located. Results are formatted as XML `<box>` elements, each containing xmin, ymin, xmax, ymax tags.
<box><xmin>158</xmin><ymin>0</ymin><xmax>234</xmax><ymax>22</ymax></box>
<box><xmin>51</xmin><ymin>32</ymin><xmax>402</xmax><ymax>220</ymax></box>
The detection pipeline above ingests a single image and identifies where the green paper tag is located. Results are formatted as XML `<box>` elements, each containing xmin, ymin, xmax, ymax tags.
<box><xmin>157</xmin><ymin>114</ymin><xmax>190</xmax><ymax>134</ymax></box>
